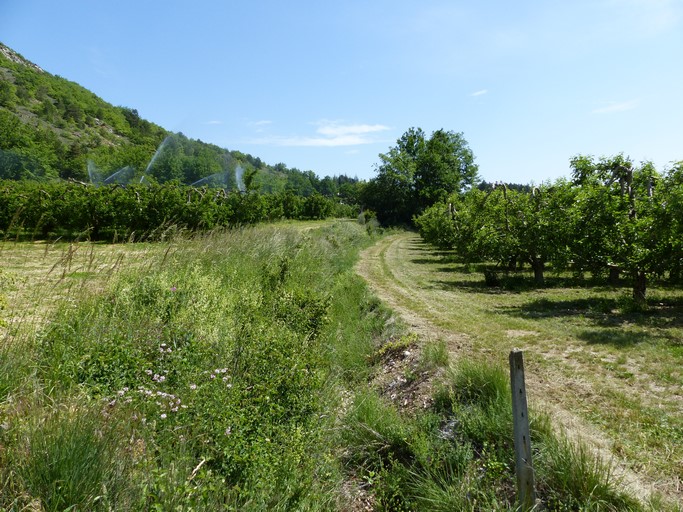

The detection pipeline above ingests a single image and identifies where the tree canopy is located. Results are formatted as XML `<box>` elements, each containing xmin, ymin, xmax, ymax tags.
<box><xmin>415</xmin><ymin>153</ymin><xmax>683</xmax><ymax>303</ymax></box>
<box><xmin>363</xmin><ymin>127</ymin><xmax>479</xmax><ymax>225</ymax></box>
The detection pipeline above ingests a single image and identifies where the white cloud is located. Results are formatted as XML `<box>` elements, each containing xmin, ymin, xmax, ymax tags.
<box><xmin>470</xmin><ymin>89</ymin><xmax>488</xmax><ymax>97</ymax></box>
<box><xmin>592</xmin><ymin>99</ymin><xmax>639</xmax><ymax>114</ymax></box>
<box><xmin>247</xmin><ymin>120</ymin><xmax>273</xmax><ymax>133</ymax></box>
<box><xmin>315</xmin><ymin>121</ymin><xmax>390</xmax><ymax>137</ymax></box>
<box><xmin>247</xmin><ymin>121</ymin><xmax>390</xmax><ymax>147</ymax></box>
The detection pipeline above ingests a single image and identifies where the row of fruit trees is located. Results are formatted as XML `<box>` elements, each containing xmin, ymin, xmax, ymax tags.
<box><xmin>415</xmin><ymin>155</ymin><xmax>683</xmax><ymax>303</ymax></box>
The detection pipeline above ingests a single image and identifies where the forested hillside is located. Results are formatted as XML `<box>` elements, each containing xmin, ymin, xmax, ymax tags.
<box><xmin>0</xmin><ymin>43</ymin><xmax>360</xmax><ymax>198</ymax></box>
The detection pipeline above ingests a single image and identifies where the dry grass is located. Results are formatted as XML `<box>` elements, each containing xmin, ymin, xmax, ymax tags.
<box><xmin>0</xmin><ymin>240</ymin><xmax>166</xmax><ymax>338</ymax></box>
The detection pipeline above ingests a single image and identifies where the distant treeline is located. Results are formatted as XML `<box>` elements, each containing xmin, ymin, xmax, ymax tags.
<box><xmin>0</xmin><ymin>180</ymin><xmax>358</xmax><ymax>241</ymax></box>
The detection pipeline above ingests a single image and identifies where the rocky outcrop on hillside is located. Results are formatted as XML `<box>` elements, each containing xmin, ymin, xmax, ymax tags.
<box><xmin>0</xmin><ymin>43</ymin><xmax>44</xmax><ymax>73</ymax></box>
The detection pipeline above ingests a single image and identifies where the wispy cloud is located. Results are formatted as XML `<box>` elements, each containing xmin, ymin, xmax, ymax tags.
<box><xmin>316</xmin><ymin>121</ymin><xmax>390</xmax><ymax>137</ymax></box>
<box><xmin>592</xmin><ymin>99</ymin><xmax>639</xmax><ymax>114</ymax></box>
<box><xmin>470</xmin><ymin>89</ymin><xmax>488</xmax><ymax>97</ymax></box>
<box><xmin>606</xmin><ymin>0</ymin><xmax>681</xmax><ymax>37</ymax></box>
<box><xmin>247</xmin><ymin>120</ymin><xmax>390</xmax><ymax>147</ymax></box>
<box><xmin>247</xmin><ymin>120</ymin><xmax>273</xmax><ymax>133</ymax></box>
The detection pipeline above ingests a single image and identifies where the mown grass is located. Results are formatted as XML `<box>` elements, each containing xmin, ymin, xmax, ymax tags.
<box><xmin>368</xmin><ymin>233</ymin><xmax>682</xmax><ymax>505</ymax></box>
<box><xmin>0</xmin><ymin>225</ymin><xmax>676</xmax><ymax>510</ymax></box>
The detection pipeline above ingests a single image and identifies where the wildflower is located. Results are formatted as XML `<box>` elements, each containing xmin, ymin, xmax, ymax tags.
<box><xmin>170</xmin><ymin>286</ymin><xmax>177</xmax><ymax>292</ymax></box>
<box><xmin>210</xmin><ymin>374</ymin><xmax>216</xmax><ymax>379</ymax></box>
<box><xmin>224</xmin><ymin>427</ymin><xmax>232</xmax><ymax>436</ymax></box>
<box><xmin>160</xmin><ymin>413</ymin><xmax>167</xmax><ymax>419</ymax></box>
<box><xmin>189</xmin><ymin>383</ymin><xmax>197</xmax><ymax>390</ymax></box>
<box><xmin>145</xmin><ymin>369</ymin><xmax>153</xmax><ymax>375</ymax></box>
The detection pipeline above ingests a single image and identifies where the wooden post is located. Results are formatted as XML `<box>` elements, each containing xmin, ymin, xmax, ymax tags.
<box><xmin>509</xmin><ymin>349</ymin><xmax>536</xmax><ymax>511</ymax></box>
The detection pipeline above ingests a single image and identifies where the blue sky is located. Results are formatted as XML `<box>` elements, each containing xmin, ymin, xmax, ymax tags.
<box><xmin>1</xmin><ymin>0</ymin><xmax>682</xmax><ymax>182</ymax></box>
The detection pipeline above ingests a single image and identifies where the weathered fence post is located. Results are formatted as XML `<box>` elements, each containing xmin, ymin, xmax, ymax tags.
<box><xmin>509</xmin><ymin>349</ymin><xmax>536</xmax><ymax>511</ymax></box>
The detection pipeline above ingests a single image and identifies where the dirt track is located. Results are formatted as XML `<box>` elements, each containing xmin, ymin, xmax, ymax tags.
<box><xmin>356</xmin><ymin>232</ymin><xmax>681</xmax><ymax>505</ymax></box>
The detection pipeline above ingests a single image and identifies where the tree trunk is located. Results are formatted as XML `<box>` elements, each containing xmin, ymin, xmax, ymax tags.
<box><xmin>670</xmin><ymin>262</ymin><xmax>681</xmax><ymax>284</ymax></box>
<box><xmin>632</xmin><ymin>270</ymin><xmax>647</xmax><ymax>305</ymax></box>
<box><xmin>531</xmin><ymin>258</ymin><xmax>545</xmax><ymax>286</ymax></box>
<box><xmin>507</xmin><ymin>257</ymin><xmax>517</xmax><ymax>271</ymax></box>
<box><xmin>608</xmin><ymin>265</ymin><xmax>621</xmax><ymax>286</ymax></box>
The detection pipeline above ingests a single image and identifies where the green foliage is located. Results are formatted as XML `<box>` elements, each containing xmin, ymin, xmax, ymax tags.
<box><xmin>415</xmin><ymin>155</ymin><xmax>683</xmax><ymax>300</ymax></box>
<box><xmin>0</xmin><ymin>222</ymin><xmax>381</xmax><ymax>509</ymax></box>
<box><xmin>420</xmin><ymin>339</ymin><xmax>450</xmax><ymax>371</ymax></box>
<box><xmin>0</xmin><ymin>267</ymin><xmax>10</xmax><ymax>327</ymax></box>
<box><xmin>0</xmin><ymin>180</ymin><xmax>355</xmax><ymax>241</ymax></box>
<box><xmin>364</xmin><ymin>127</ymin><xmax>479</xmax><ymax>225</ymax></box>
<box><xmin>413</xmin><ymin>201</ymin><xmax>458</xmax><ymax>249</ymax></box>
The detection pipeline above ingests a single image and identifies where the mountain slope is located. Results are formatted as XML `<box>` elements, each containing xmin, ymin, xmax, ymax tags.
<box><xmin>1</xmin><ymin>42</ymin><xmax>362</xmax><ymax>199</ymax></box>
<box><xmin>0</xmin><ymin>42</ymin><xmax>171</xmax><ymax>181</ymax></box>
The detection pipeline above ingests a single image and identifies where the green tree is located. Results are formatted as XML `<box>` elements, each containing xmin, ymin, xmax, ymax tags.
<box><xmin>658</xmin><ymin>162</ymin><xmax>683</xmax><ymax>282</ymax></box>
<box><xmin>415</xmin><ymin>129</ymin><xmax>478</xmax><ymax>209</ymax></box>
<box><xmin>0</xmin><ymin>79</ymin><xmax>17</xmax><ymax>108</ymax></box>
<box><xmin>569</xmin><ymin>154</ymin><xmax>663</xmax><ymax>303</ymax></box>
<box><xmin>365</xmin><ymin>127</ymin><xmax>478</xmax><ymax>225</ymax></box>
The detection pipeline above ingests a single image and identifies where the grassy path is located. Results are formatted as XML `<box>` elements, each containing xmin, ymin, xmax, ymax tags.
<box><xmin>356</xmin><ymin>231</ymin><xmax>683</xmax><ymax>505</ymax></box>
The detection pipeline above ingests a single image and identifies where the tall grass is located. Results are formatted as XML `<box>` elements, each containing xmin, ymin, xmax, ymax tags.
<box><xmin>1</xmin><ymin>401</ymin><xmax>137</xmax><ymax>511</ymax></box>
<box><xmin>341</xmin><ymin>358</ymin><xmax>648</xmax><ymax>511</ymax></box>
<box><xmin>0</xmin><ymin>220</ymin><xmax>382</xmax><ymax>509</ymax></box>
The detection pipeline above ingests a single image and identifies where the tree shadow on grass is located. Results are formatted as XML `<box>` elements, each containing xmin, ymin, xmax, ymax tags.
<box><xmin>577</xmin><ymin>329</ymin><xmax>652</xmax><ymax>347</ymax></box>
<box><xmin>500</xmin><ymin>296</ymin><xmax>683</xmax><ymax>330</ymax></box>
<box><xmin>430</xmin><ymin>279</ymin><xmax>512</xmax><ymax>294</ymax></box>
<box><xmin>410</xmin><ymin>258</ymin><xmax>442</xmax><ymax>266</ymax></box>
